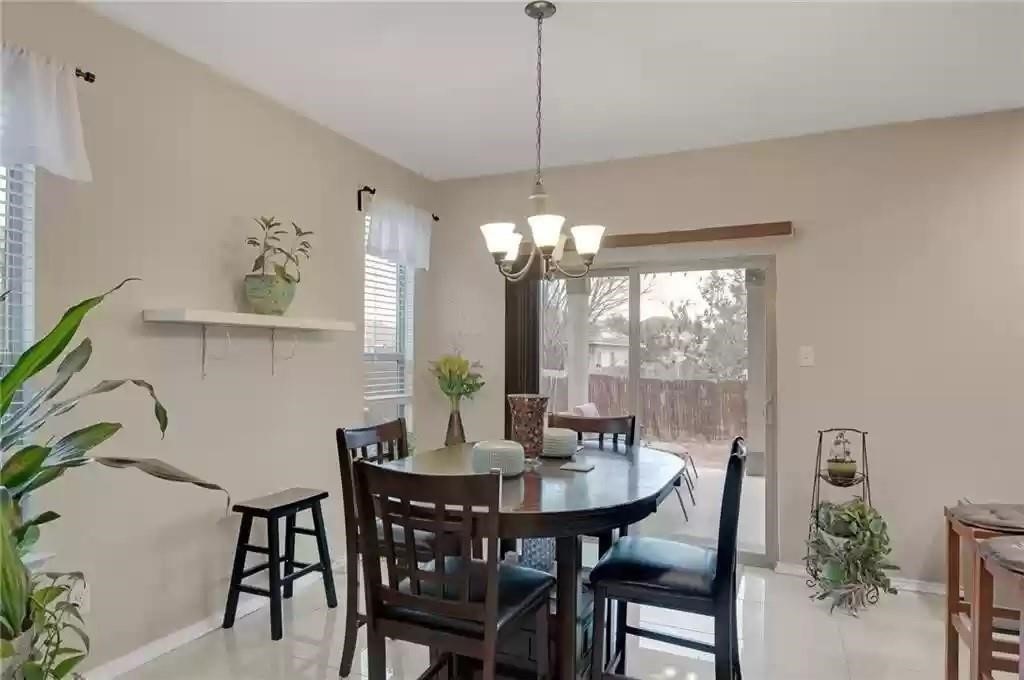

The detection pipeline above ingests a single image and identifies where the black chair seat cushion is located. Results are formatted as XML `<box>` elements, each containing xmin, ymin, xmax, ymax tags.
<box><xmin>590</xmin><ymin>536</ymin><xmax>717</xmax><ymax>597</ymax></box>
<box><xmin>382</xmin><ymin>558</ymin><xmax>555</xmax><ymax>636</ymax></box>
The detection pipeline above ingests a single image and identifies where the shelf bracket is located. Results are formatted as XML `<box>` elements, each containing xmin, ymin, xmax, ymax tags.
<box><xmin>270</xmin><ymin>328</ymin><xmax>298</xmax><ymax>376</ymax></box>
<box><xmin>200</xmin><ymin>325</ymin><xmax>231</xmax><ymax>379</ymax></box>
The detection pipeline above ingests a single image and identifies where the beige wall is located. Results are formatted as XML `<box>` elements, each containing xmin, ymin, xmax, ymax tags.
<box><xmin>3</xmin><ymin>1</ymin><xmax>434</xmax><ymax>668</ymax></box>
<box><xmin>419</xmin><ymin>110</ymin><xmax>1024</xmax><ymax>583</ymax></box>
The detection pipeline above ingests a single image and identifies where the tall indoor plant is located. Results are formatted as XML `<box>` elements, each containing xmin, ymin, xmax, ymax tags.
<box><xmin>0</xmin><ymin>280</ymin><xmax>225</xmax><ymax>679</ymax></box>
<box><xmin>429</xmin><ymin>353</ymin><xmax>484</xmax><ymax>446</ymax></box>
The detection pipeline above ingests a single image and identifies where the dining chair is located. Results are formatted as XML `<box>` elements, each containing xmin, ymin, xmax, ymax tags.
<box><xmin>335</xmin><ymin>418</ymin><xmax>435</xmax><ymax>677</ymax></box>
<box><xmin>548</xmin><ymin>413</ymin><xmax>694</xmax><ymax>522</ymax></box>
<box><xmin>589</xmin><ymin>436</ymin><xmax>747</xmax><ymax>680</ymax></box>
<box><xmin>354</xmin><ymin>461</ymin><xmax>555</xmax><ymax>680</ymax></box>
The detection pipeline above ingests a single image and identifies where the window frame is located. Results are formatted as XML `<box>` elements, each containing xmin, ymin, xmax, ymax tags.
<box><xmin>362</xmin><ymin>217</ymin><xmax>415</xmax><ymax>427</ymax></box>
<box><xmin>0</xmin><ymin>164</ymin><xmax>36</xmax><ymax>413</ymax></box>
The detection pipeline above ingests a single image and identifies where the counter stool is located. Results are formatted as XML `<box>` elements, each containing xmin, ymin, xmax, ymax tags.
<box><xmin>973</xmin><ymin>536</ymin><xmax>1024</xmax><ymax>680</ymax></box>
<box><xmin>945</xmin><ymin>503</ymin><xmax>1024</xmax><ymax>679</ymax></box>
<box><xmin>223</xmin><ymin>487</ymin><xmax>338</xmax><ymax>640</ymax></box>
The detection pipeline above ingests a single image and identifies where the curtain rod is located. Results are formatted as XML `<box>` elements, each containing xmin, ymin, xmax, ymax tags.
<box><xmin>75</xmin><ymin>68</ymin><xmax>96</xmax><ymax>83</ymax></box>
<box><xmin>357</xmin><ymin>185</ymin><xmax>439</xmax><ymax>222</ymax></box>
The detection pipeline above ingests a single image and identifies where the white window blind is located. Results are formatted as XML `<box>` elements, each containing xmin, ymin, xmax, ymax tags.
<box><xmin>363</xmin><ymin>217</ymin><xmax>414</xmax><ymax>419</ymax></box>
<box><xmin>0</xmin><ymin>165</ymin><xmax>36</xmax><ymax>410</ymax></box>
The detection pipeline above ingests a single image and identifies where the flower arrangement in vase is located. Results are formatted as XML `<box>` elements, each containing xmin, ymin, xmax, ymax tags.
<box><xmin>429</xmin><ymin>354</ymin><xmax>484</xmax><ymax>446</ymax></box>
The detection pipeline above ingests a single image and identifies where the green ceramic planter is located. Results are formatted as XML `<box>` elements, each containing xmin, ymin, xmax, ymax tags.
<box><xmin>244</xmin><ymin>273</ymin><xmax>295</xmax><ymax>315</ymax></box>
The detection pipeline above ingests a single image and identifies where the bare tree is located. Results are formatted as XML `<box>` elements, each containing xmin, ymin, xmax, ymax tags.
<box><xmin>541</xmin><ymin>276</ymin><xmax>653</xmax><ymax>370</ymax></box>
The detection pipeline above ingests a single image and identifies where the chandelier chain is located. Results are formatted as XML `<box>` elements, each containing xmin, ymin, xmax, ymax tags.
<box><xmin>535</xmin><ymin>14</ymin><xmax>544</xmax><ymax>186</ymax></box>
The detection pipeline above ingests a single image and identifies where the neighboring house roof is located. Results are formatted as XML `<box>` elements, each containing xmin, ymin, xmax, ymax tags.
<box><xmin>588</xmin><ymin>329</ymin><xmax>629</xmax><ymax>347</ymax></box>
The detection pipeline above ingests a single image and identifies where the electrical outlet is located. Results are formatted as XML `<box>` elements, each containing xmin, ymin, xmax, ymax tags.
<box><xmin>68</xmin><ymin>579</ymin><xmax>90</xmax><ymax>614</ymax></box>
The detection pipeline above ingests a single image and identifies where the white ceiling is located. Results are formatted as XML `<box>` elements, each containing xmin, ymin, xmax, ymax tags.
<box><xmin>91</xmin><ymin>2</ymin><xmax>1024</xmax><ymax>181</ymax></box>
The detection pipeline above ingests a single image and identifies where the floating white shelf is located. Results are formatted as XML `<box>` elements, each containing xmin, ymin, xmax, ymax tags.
<box><xmin>142</xmin><ymin>308</ymin><xmax>355</xmax><ymax>377</ymax></box>
<box><xmin>142</xmin><ymin>308</ymin><xmax>355</xmax><ymax>332</ymax></box>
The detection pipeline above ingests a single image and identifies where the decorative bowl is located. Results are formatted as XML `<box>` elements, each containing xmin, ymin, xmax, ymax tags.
<box><xmin>542</xmin><ymin>427</ymin><xmax>577</xmax><ymax>458</ymax></box>
<box><xmin>472</xmin><ymin>440</ymin><xmax>525</xmax><ymax>477</ymax></box>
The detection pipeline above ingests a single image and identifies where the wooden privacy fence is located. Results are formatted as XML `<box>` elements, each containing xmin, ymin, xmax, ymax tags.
<box><xmin>544</xmin><ymin>373</ymin><xmax>747</xmax><ymax>443</ymax></box>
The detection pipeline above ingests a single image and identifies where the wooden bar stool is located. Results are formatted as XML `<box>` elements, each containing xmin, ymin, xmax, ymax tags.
<box><xmin>974</xmin><ymin>536</ymin><xmax>1024</xmax><ymax>680</ymax></box>
<box><xmin>945</xmin><ymin>503</ymin><xmax>1024</xmax><ymax>679</ymax></box>
<box><xmin>223</xmin><ymin>488</ymin><xmax>338</xmax><ymax>640</ymax></box>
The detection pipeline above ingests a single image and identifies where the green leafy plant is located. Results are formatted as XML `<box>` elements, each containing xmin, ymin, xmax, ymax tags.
<box><xmin>806</xmin><ymin>497</ymin><xmax>898</xmax><ymax>614</ymax></box>
<box><xmin>0</xmin><ymin>280</ymin><xmax>226</xmax><ymax>678</ymax></box>
<box><xmin>245</xmin><ymin>216</ymin><xmax>313</xmax><ymax>283</ymax></box>
<box><xmin>429</xmin><ymin>354</ymin><xmax>485</xmax><ymax>410</ymax></box>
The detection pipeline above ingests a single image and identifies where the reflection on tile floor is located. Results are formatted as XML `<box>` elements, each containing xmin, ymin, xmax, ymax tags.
<box><xmin>634</xmin><ymin>467</ymin><xmax>767</xmax><ymax>556</ymax></box>
<box><xmin>125</xmin><ymin>567</ymin><xmax>986</xmax><ymax>680</ymax></box>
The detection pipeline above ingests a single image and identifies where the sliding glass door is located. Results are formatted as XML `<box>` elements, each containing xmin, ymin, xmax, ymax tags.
<box><xmin>541</xmin><ymin>262</ymin><xmax>776</xmax><ymax>565</ymax></box>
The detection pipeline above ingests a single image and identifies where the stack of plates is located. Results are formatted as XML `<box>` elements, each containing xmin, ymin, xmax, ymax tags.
<box><xmin>542</xmin><ymin>427</ymin><xmax>577</xmax><ymax>459</ymax></box>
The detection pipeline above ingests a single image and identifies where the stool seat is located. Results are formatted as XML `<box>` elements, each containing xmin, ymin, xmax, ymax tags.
<box><xmin>949</xmin><ymin>503</ymin><xmax>1024</xmax><ymax>533</ymax></box>
<box><xmin>980</xmin><ymin>536</ymin><xmax>1024</xmax><ymax>577</ymax></box>
<box><xmin>233</xmin><ymin>487</ymin><xmax>329</xmax><ymax>516</ymax></box>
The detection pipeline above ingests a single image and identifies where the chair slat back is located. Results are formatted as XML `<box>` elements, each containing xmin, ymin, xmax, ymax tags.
<box><xmin>548</xmin><ymin>413</ymin><xmax>636</xmax><ymax>449</ymax></box>
<box><xmin>335</xmin><ymin>418</ymin><xmax>410</xmax><ymax>545</ymax></box>
<box><xmin>354</xmin><ymin>462</ymin><xmax>502</xmax><ymax>627</ymax></box>
<box><xmin>714</xmin><ymin>436</ymin><xmax>747</xmax><ymax>588</ymax></box>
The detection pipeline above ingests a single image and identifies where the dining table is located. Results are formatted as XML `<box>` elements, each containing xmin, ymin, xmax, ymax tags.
<box><xmin>381</xmin><ymin>440</ymin><xmax>686</xmax><ymax>680</ymax></box>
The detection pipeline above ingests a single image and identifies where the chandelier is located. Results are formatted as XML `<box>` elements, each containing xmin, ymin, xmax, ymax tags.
<box><xmin>479</xmin><ymin>1</ymin><xmax>605</xmax><ymax>282</ymax></box>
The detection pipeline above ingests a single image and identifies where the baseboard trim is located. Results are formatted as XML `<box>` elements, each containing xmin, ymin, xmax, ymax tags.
<box><xmin>774</xmin><ymin>561</ymin><xmax>945</xmax><ymax>596</ymax></box>
<box><xmin>86</xmin><ymin>560</ymin><xmax>345</xmax><ymax>679</ymax></box>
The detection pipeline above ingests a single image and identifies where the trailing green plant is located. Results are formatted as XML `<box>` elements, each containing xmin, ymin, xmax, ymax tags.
<box><xmin>0</xmin><ymin>280</ymin><xmax>226</xmax><ymax>677</ymax></box>
<box><xmin>806</xmin><ymin>497</ymin><xmax>898</xmax><ymax>614</ymax></box>
<box><xmin>428</xmin><ymin>354</ymin><xmax>485</xmax><ymax>410</ymax></box>
<box><xmin>245</xmin><ymin>216</ymin><xmax>313</xmax><ymax>283</ymax></box>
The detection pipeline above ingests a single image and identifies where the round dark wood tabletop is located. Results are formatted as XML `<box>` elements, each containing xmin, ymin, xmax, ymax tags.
<box><xmin>381</xmin><ymin>441</ymin><xmax>685</xmax><ymax>538</ymax></box>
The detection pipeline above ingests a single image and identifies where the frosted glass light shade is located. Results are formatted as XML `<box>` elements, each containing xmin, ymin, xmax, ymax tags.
<box><xmin>527</xmin><ymin>214</ymin><xmax>565</xmax><ymax>249</ymax></box>
<box><xmin>480</xmin><ymin>222</ymin><xmax>516</xmax><ymax>254</ymax></box>
<box><xmin>570</xmin><ymin>224</ymin><xmax>605</xmax><ymax>255</ymax></box>
<box><xmin>503</xmin><ymin>232</ymin><xmax>524</xmax><ymax>262</ymax></box>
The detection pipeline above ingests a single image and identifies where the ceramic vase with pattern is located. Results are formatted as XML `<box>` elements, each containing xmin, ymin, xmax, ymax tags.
<box><xmin>507</xmin><ymin>393</ymin><xmax>548</xmax><ymax>458</ymax></box>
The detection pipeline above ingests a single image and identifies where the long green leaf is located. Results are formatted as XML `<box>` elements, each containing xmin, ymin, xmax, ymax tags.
<box><xmin>92</xmin><ymin>457</ymin><xmax>229</xmax><ymax>503</ymax></box>
<box><xmin>0</xmin><ymin>505</ymin><xmax>30</xmax><ymax>639</ymax></box>
<box><xmin>21</xmin><ymin>511</ymin><xmax>60</xmax><ymax>531</ymax></box>
<box><xmin>1</xmin><ymin>339</ymin><xmax>93</xmax><ymax>435</ymax></box>
<box><xmin>0</xmin><ymin>446</ymin><xmax>50</xmax><ymax>489</ymax></box>
<box><xmin>1</xmin><ymin>279</ymin><xmax>136</xmax><ymax>417</ymax></box>
<box><xmin>54</xmin><ymin>654</ymin><xmax>86</xmax><ymax>678</ymax></box>
<box><xmin>50</xmin><ymin>423</ymin><xmax>122</xmax><ymax>461</ymax></box>
<box><xmin>3</xmin><ymin>379</ymin><xmax>166</xmax><ymax>447</ymax></box>
<box><xmin>20</xmin><ymin>661</ymin><xmax>44</xmax><ymax>680</ymax></box>
<box><xmin>13</xmin><ymin>467</ymin><xmax>66</xmax><ymax>501</ymax></box>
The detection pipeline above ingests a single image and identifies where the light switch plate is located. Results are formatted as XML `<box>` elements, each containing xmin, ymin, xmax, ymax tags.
<box><xmin>799</xmin><ymin>345</ymin><xmax>815</xmax><ymax>367</ymax></box>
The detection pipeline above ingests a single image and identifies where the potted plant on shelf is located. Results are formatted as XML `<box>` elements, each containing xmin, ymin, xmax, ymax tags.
<box><xmin>806</xmin><ymin>497</ymin><xmax>898</xmax><ymax>614</ymax></box>
<box><xmin>429</xmin><ymin>353</ymin><xmax>485</xmax><ymax>447</ymax></box>
<box><xmin>825</xmin><ymin>431</ymin><xmax>857</xmax><ymax>483</ymax></box>
<box><xmin>0</xmin><ymin>281</ymin><xmax>226</xmax><ymax>679</ymax></box>
<box><xmin>244</xmin><ymin>216</ymin><xmax>314</xmax><ymax>315</ymax></box>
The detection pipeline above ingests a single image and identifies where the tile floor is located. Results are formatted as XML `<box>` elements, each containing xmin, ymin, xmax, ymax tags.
<box><xmin>124</xmin><ymin>566</ymin><xmax>992</xmax><ymax>680</ymax></box>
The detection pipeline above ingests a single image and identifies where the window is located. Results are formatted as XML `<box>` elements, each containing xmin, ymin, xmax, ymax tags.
<box><xmin>0</xmin><ymin>165</ymin><xmax>36</xmax><ymax>411</ymax></box>
<box><xmin>363</xmin><ymin>217</ymin><xmax>414</xmax><ymax>427</ymax></box>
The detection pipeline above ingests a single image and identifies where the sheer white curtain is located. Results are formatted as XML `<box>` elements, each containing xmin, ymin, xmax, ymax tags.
<box><xmin>0</xmin><ymin>45</ymin><xmax>92</xmax><ymax>180</ymax></box>
<box><xmin>366</xmin><ymin>193</ymin><xmax>432</xmax><ymax>270</ymax></box>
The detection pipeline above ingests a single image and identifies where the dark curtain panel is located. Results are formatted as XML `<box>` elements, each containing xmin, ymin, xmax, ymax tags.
<box><xmin>504</xmin><ymin>255</ymin><xmax>542</xmax><ymax>437</ymax></box>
